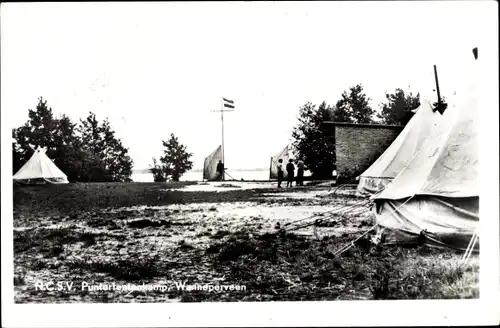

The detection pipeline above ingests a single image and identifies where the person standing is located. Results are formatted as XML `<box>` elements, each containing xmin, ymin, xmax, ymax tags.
<box><xmin>286</xmin><ymin>159</ymin><xmax>295</xmax><ymax>188</ymax></box>
<box><xmin>296</xmin><ymin>158</ymin><xmax>305</xmax><ymax>186</ymax></box>
<box><xmin>216</xmin><ymin>160</ymin><xmax>224</xmax><ymax>181</ymax></box>
<box><xmin>277</xmin><ymin>158</ymin><xmax>284</xmax><ymax>188</ymax></box>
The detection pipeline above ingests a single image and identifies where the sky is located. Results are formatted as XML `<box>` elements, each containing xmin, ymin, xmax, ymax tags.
<box><xmin>1</xmin><ymin>1</ymin><xmax>491</xmax><ymax>171</ymax></box>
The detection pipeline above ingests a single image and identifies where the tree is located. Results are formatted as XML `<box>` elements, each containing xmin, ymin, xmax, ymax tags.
<box><xmin>377</xmin><ymin>88</ymin><xmax>421</xmax><ymax>125</ymax></box>
<box><xmin>12</xmin><ymin>97</ymin><xmax>59</xmax><ymax>173</ymax></box>
<box><xmin>150</xmin><ymin>158</ymin><xmax>166</xmax><ymax>182</ymax></box>
<box><xmin>292</xmin><ymin>102</ymin><xmax>336</xmax><ymax>178</ymax></box>
<box><xmin>151</xmin><ymin>133</ymin><xmax>193</xmax><ymax>182</ymax></box>
<box><xmin>335</xmin><ymin>84</ymin><xmax>375</xmax><ymax>123</ymax></box>
<box><xmin>77</xmin><ymin>112</ymin><xmax>134</xmax><ymax>182</ymax></box>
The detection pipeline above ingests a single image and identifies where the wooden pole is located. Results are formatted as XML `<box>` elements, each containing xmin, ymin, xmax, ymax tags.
<box><xmin>212</xmin><ymin>99</ymin><xmax>234</xmax><ymax>181</ymax></box>
<box><xmin>434</xmin><ymin>64</ymin><xmax>442</xmax><ymax>108</ymax></box>
<box><xmin>221</xmin><ymin>107</ymin><xmax>225</xmax><ymax>181</ymax></box>
<box><xmin>269</xmin><ymin>157</ymin><xmax>273</xmax><ymax>180</ymax></box>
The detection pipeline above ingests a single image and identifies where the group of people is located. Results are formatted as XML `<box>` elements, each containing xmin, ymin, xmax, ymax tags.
<box><xmin>276</xmin><ymin>158</ymin><xmax>304</xmax><ymax>188</ymax></box>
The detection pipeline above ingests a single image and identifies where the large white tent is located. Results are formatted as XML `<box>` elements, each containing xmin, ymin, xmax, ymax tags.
<box><xmin>372</xmin><ymin>54</ymin><xmax>479</xmax><ymax>251</ymax></box>
<box><xmin>13</xmin><ymin>147</ymin><xmax>69</xmax><ymax>184</ymax></box>
<box><xmin>356</xmin><ymin>100</ymin><xmax>442</xmax><ymax>197</ymax></box>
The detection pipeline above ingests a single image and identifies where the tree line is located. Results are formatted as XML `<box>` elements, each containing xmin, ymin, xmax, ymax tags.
<box><xmin>11</xmin><ymin>97</ymin><xmax>194</xmax><ymax>183</ymax></box>
<box><xmin>12</xmin><ymin>97</ymin><xmax>134</xmax><ymax>182</ymax></box>
<box><xmin>12</xmin><ymin>85</ymin><xmax>440</xmax><ymax>182</ymax></box>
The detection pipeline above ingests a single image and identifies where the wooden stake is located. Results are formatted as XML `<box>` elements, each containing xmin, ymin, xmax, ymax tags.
<box><xmin>434</xmin><ymin>64</ymin><xmax>442</xmax><ymax>109</ymax></box>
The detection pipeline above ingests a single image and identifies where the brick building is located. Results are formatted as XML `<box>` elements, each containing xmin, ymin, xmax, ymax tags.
<box><xmin>321</xmin><ymin>122</ymin><xmax>404</xmax><ymax>181</ymax></box>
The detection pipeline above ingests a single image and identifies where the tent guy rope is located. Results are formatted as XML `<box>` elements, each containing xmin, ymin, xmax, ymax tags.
<box><xmin>333</xmin><ymin>195</ymin><xmax>415</xmax><ymax>257</ymax></box>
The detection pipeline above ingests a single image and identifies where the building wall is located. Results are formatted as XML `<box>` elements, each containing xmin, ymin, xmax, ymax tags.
<box><xmin>322</xmin><ymin>122</ymin><xmax>404</xmax><ymax>181</ymax></box>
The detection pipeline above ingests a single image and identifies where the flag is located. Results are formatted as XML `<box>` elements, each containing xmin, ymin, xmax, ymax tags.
<box><xmin>222</xmin><ymin>97</ymin><xmax>235</xmax><ymax>109</ymax></box>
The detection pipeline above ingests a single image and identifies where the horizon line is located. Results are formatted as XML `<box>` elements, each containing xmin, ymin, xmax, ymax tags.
<box><xmin>133</xmin><ymin>167</ymin><xmax>269</xmax><ymax>173</ymax></box>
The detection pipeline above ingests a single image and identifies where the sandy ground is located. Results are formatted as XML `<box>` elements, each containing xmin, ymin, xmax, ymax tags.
<box><xmin>13</xmin><ymin>182</ymin><xmax>479</xmax><ymax>303</ymax></box>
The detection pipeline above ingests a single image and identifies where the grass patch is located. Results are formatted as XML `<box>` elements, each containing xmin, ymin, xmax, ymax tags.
<box><xmin>210</xmin><ymin>230</ymin><xmax>231</xmax><ymax>239</ymax></box>
<box><xmin>14</xmin><ymin>227</ymin><xmax>124</xmax><ymax>254</ymax></box>
<box><xmin>207</xmin><ymin>231</ymin><xmax>307</xmax><ymax>263</ymax></box>
<box><xmin>128</xmin><ymin>219</ymin><xmax>171</xmax><ymax>228</ymax></box>
<box><xmin>204</xmin><ymin>230</ymin><xmax>479</xmax><ymax>301</ymax></box>
<box><xmin>68</xmin><ymin>255</ymin><xmax>167</xmax><ymax>281</ymax></box>
<box><xmin>391</xmin><ymin>256</ymin><xmax>480</xmax><ymax>299</ymax></box>
<box><xmin>30</xmin><ymin>258</ymin><xmax>48</xmax><ymax>271</ymax></box>
<box><xmin>86</xmin><ymin>217</ymin><xmax>121</xmax><ymax>230</ymax></box>
<box><xmin>14</xmin><ymin>274</ymin><xmax>26</xmax><ymax>286</ymax></box>
<box><xmin>13</xmin><ymin>182</ymin><xmax>264</xmax><ymax>218</ymax></box>
<box><xmin>177</xmin><ymin>239</ymin><xmax>196</xmax><ymax>250</ymax></box>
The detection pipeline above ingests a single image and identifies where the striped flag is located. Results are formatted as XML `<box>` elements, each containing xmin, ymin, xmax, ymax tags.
<box><xmin>222</xmin><ymin>97</ymin><xmax>235</xmax><ymax>109</ymax></box>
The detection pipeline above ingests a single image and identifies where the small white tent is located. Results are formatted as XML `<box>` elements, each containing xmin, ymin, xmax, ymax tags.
<box><xmin>13</xmin><ymin>147</ymin><xmax>69</xmax><ymax>184</ymax></box>
<box><xmin>356</xmin><ymin>100</ymin><xmax>442</xmax><ymax>197</ymax></box>
<box><xmin>203</xmin><ymin>145</ymin><xmax>223</xmax><ymax>181</ymax></box>
<box><xmin>373</xmin><ymin>54</ymin><xmax>479</xmax><ymax>251</ymax></box>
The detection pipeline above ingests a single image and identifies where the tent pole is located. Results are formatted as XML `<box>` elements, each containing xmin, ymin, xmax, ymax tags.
<box><xmin>221</xmin><ymin>103</ymin><xmax>225</xmax><ymax>181</ymax></box>
<box><xmin>434</xmin><ymin>65</ymin><xmax>442</xmax><ymax>109</ymax></box>
<box><xmin>269</xmin><ymin>157</ymin><xmax>272</xmax><ymax>180</ymax></box>
<box><xmin>213</xmin><ymin>99</ymin><xmax>233</xmax><ymax>181</ymax></box>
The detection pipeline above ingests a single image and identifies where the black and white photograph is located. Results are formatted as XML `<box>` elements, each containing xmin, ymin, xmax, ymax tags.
<box><xmin>1</xmin><ymin>1</ymin><xmax>499</xmax><ymax>327</ymax></box>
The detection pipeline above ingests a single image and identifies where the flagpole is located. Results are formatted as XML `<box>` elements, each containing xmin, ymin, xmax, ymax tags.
<box><xmin>221</xmin><ymin>97</ymin><xmax>225</xmax><ymax>181</ymax></box>
<box><xmin>434</xmin><ymin>65</ymin><xmax>442</xmax><ymax>110</ymax></box>
<box><xmin>212</xmin><ymin>97</ymin><xmax>234</xmax><ymax>182</ymax></box>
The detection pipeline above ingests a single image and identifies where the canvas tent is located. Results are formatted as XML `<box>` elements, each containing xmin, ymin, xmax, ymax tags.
<box><xmin>13</xmin><ymin>147</ymin><xmax>69</xmax><ymax>184</ymax></box>
<box><xmin>372</xmin><ymin>59</ymin><xmax>479</xmax><ymax>251</ymax></box>
<box><xmin>203</xmin><ymin>145</ymin><xmax>223</xmax><ymax>181</ymax></box>
<box><xmin>269</xmin><ymin>144</ymin><xmax>291</xmax><ymax>180</ymax></box>
<box><xmin>356</xmin><ymin>100</ymin><xmax>442</xmax><ymax>197</ymax></box>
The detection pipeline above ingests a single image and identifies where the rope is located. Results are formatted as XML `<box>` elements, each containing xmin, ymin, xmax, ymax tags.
<box><xmin>309</xmin><ymin>203</ymin><xmax>371</xmax><ymax>230</ymax></box>
<box><xmin>223</xmin><ymin>170</ymin><xmax>239</xmax><ymax>181</ymax></box>
<box><xmin>282</xmin><ymin>197</ymin><xmax>372</xmax><ymax>230</ymax></box>
<box><xmin>332</xmin><ymin>195</ymin><xmax>415</xmax><ymax>256</ymax></box>
<box><xmin>285</xmin><ymin>208</ymin><xmax>365</xmax><ymax>233</ymax></box>
<box><xmin>331</xmin><ymin>177</ymin><xmax>360</xmax><ymax>194</ymax></box>
<box><xmin>462</xmin><ymin>230</ymin><xmax>479</xmax><ymax>263</ymax></box>
<box><xmin>278</xmin><ymin>172</ymin><xmax>369</xmax><ymax>231</ymax></box>
<box><xmin>327</xmin><ymin>132</ymin><xmax>432</xmax><ymax>256</ymax></box>
<box><xmin>309</xmin><ymin>206</ymin><xmax>373</xmax><ymax>239</ymax></box>
<box><xmin>284</xmin><ymin>200</ymin><xmax>372</xmax><ymax>233</ymax></box>
<box><xmin>316</xmin><ymin>176</ymin><xmax>360</xmax><ymax>197</ymax></box>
